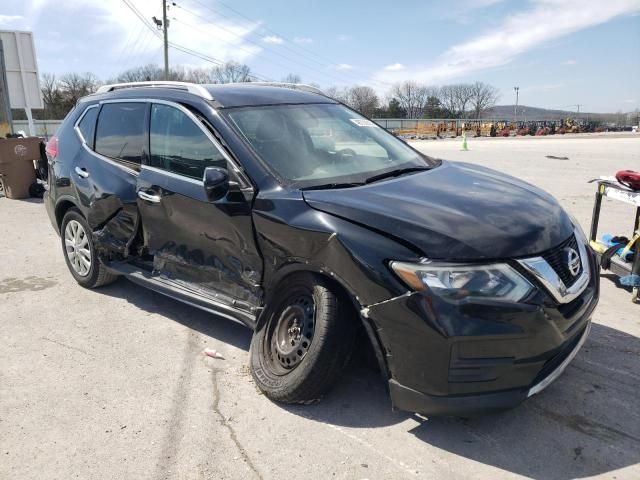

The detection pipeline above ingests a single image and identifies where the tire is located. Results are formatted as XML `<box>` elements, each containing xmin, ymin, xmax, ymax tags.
<box><xmin>250</xmin><ymin>273</ymin><xmax>357</xmax><ymax>404</ymax></box>
<box><xmin>60</xmin><ymin>208</ymin><xmax>118</xmax><ymax>289</ymax></box>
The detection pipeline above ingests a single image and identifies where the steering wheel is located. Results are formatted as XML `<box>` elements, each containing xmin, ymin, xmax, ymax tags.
<box><xmin>334</xmin><ymin>148</ymin><xmax>357</xmax><ymax>161</ymax></box>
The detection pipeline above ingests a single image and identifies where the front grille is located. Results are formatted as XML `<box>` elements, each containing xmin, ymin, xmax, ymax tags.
<box><xmin>541</xmin><ymin>234</ymin><xmax>582</xmax><ymax>288</ymax></box>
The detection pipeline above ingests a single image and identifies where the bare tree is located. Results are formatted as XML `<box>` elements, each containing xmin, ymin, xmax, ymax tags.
<box><xmin>41</xmin><ymin>73</ymin><xmax>58</xmax><ymax>105</ymax></box>
<box><xmin>323</xmin><ymin>86</ymin><xmax>348</xmax><ymax>103</ymax></box>
<box><xmin>58</xmin><ymin>72</ymin><xmax>100</xmax><ymax>105</ymax></box>
<box><xmin>167</xmin><ymin>65</ymin><xmax>187</xmax><ymax>81</ymax></box>
<box><xmin>41</xmin><ymin>73</ymin><xmax>66</xmax><ymax>119</ymax></box>
<box><xmin>184</xmin><ymin>67</ymin><xmax>211</xmax><ymax>84</ymax></box>
<box><xmin>438</xmin><ymin>84</ymin><xmax>473</xmax><ymax>118</ymax></box>
<box><xmin>453</xmin><ymin>84</ymin><xmax>474</xmax><ymax>118</ymax></box>
<box><xmin>469</xmin><ymin>81</ymin><xmax>500</xmax><ymax>119</ymax></box>
<box><xmin>344</xmin><ymin>86</ymin><xmax>379</xmax><ymax>117</ymax></box>
<box><xmin>282</xmin><ymin>73</ymin><xmax>302</xmax><ymax>84</ymax></box>
<box><xmin>390</xmin><ymin>81</ymin><xmax>430</xmax><ymax>118</ymax></box>
<box><xmin>113</xmin><ymin>64</ymin><xmax>164</xmax><ymax>82</ymax></box>
<box><xmin>210</xmin><ymin>61</ymin><xmax>253</xmax><ymax>83</ymax></box>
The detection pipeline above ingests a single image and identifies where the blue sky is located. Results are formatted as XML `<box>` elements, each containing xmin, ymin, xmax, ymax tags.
<box><xmin>2</xmin><ymin>0</ymin><xmax>639</xmax><ymax>112</ymax></box>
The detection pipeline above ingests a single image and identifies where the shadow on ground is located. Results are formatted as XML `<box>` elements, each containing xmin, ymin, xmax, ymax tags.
<box><xmin>97</xmin><ymin>276</ymin><xmax>639</xmax><ymax>479</ymax></box>
<box><xmin>96</xmin><ymin>276</ymin><xmax>252</xmax><ymax>351</ymax></box>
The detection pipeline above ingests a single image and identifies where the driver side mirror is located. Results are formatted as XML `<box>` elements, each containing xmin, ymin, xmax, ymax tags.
<box><xmin>203</xmin><ymin>166</ymin><xmax>229</xmax><ymax>201</ymax></box>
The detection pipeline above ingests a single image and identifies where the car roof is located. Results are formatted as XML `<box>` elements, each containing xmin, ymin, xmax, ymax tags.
<box><xmin>203</xmin><ymin>84</ymin><xmax>337</xmax><ymax>108</ymax></box>
<box><xmin>89</xmin><ymin>82</ymin><xmax>337</xmax><ymax>109</ymax></box>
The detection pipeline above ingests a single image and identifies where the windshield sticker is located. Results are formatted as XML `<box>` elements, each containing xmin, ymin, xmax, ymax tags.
<box><xmin>350</xmin><ymin>118</ymin><xmax>376</xmax><ymax>127</ymax></box>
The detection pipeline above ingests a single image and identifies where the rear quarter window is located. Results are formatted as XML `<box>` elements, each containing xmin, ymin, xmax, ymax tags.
<box><xmin>76</xmin><ymin>106</ymin><xmax>98</xmax><ymax>149</ymax></box>
<box><xmin>95</xmin><ymin>102</ymin><xmax>146</xmax><ymax>165</ymax></box>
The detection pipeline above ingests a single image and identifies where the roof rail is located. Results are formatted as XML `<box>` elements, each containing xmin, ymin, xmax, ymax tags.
<box><xmin>243</xmin><ymin>82</ymin><xmax>327</xmax><ymax>96</ymax></box>
<box><xmin>94</xmin><ymin>81</ymin><xmax>214</xmax><ymax>100</ymax></box>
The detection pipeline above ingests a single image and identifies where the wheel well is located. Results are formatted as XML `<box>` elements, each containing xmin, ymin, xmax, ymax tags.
<box><xmin>55</xmin><ymin>200</ymin><xmax>78</xmax><ymax>231</ymax></box>
<box><xmin>263</xmin><ymin>270</ymin><xmax>389</xmax><ymax>378</ymax></box>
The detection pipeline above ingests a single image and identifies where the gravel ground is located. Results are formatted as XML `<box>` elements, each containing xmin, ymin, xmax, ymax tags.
<box><xmin>1</xmin><ymin>134</ymin><xmax>639</xmax><ymax>480</ymax></box>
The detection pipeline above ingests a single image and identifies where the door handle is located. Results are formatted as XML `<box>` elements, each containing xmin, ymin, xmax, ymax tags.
<box><xmin>74</xmin><ymin>166</ymin><xmax>89</xmax><ymax>178</ymax></box>
<box><xmin>138</xmin><ymin>190</ymin><xmax>161</xmax><ymax>203</ymax></box>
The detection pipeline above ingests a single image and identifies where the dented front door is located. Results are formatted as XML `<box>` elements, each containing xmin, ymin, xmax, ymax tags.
<box><xmin>136</xmin><ymin>102</ymin><xmax>262</xmax><ymax>309</ymax></box>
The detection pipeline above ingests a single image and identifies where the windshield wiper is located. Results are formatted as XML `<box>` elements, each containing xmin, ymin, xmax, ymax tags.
<box><xmin>364</xmin><ymin>166</ymin><xmax>430</xmax><ymax>184</ymax></box>
<box><xmin>300</xmin><ymin>182</ymin><xmax>365</xmax><ymax>191</ymax></box>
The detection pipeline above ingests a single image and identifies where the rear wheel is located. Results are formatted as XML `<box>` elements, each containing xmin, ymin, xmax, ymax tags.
<box><xmin>60</xmin><ymin>208</ymin><xmax>118</xmax><ymax>288</ymax></box>
<box><xmin>250</xmin><ymin>273</ymin><xmax>356</xmax><ymax>404</ymax></box>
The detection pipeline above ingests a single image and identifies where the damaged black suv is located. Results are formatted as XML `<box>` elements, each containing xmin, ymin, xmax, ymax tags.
<box><xmin>44</xmin><ymin>81</ymin><xmax>599</xmax><ymax>415</ymax></box>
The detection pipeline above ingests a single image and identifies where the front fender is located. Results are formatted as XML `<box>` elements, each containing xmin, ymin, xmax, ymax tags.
<box><xmin>253</xmin><ymin>192</ymin><xmax>417</xmax><ymax>307</ymax></box>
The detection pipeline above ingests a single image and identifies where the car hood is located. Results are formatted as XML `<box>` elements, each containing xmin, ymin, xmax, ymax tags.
<box><xmin>302</xmin><ymin>160</ymin><xmax>574</xmax><ymax>260</ymax></box>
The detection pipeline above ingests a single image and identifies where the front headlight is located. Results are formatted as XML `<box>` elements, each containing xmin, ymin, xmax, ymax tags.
<box><xmin>390</xmin><ymin>261</ymin><xmax>533</xmax><ymax>302</ymax></box>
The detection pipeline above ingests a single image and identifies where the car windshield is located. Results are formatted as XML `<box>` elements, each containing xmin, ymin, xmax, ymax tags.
<box><xmin>226</xmin><ymin>103</ymin><xmax>438</xmax><ymax>188</ymax></box>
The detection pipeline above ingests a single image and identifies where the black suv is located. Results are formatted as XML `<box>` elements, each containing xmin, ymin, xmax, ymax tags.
<box><xmin>44</xmin><ymin>81</ymin><xmax>599</xmax><ymax>415</ymax></box>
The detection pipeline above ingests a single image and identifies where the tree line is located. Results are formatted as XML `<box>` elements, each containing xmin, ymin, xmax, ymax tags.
<box><xmin>17</xmin><ymin>61</ymin><xmax>500</xmax><ymax>121</ymax></box>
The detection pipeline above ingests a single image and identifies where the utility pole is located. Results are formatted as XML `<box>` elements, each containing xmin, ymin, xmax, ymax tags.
<box><xmin>162</xmin><ymin>0</ymin><xmax>169</xmax><ymax>80</ymax></box>
<box><xmin>513</xmin><ymin>86</ymin><xmax>519</xmax><ymax>124</ymax></box>
<box><xmin>152</xmin><ymin>3</ymin><xmax>169</xmax><ymax>79</ymax></box>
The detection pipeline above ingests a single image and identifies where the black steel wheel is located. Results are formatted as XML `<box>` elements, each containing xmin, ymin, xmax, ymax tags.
<box><xmin>267</xmin><ymin>294</ymin><xmax>315</xmax><ymax>373</ymax></box>
<box><xmin>250</xmin><ymin>273</ymin><xmax>356</xmax><ymax>404</ymax></box>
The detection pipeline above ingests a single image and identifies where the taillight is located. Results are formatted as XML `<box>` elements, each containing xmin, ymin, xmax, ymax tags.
<box><xmin>45</xmin><ymin>136</ymin><xmax>59</xmax><ymax>159</ymax></box>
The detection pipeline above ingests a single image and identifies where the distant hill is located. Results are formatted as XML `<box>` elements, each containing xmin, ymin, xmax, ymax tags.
<box><xmin>486</xmin><ymin>105</ymin><xmax>589</xmax><ymax>121</ymax></box>
<box><xmin>484</xmin><ymin>105</ymin><xmax>636</xmax><ymax>124</ymax></box>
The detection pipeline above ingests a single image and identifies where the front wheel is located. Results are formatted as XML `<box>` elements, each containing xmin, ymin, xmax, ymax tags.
<box><xmin>250</xmin><ymin>273</ymin><xmax>356</xmax><ymax>404</ymax></box>
<box><xmin>60</xmin><ymin>208</ymin><xmax>118</xmax><ymax>288</ymax></box>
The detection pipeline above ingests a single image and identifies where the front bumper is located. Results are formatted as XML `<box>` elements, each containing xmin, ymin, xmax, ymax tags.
<box><xmin>389</xmin><ymin>322</ymin><xmax>591</xmax><ymax>416</ymax></box>
<box><xmin>365</xmin><ymin>244</ymin><xmax>600</xmax><ymax>416</ymax></box>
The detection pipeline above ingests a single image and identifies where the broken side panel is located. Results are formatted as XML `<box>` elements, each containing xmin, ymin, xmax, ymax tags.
<box><xmin>72</xmin><ymin>150</ymin><xmax>141</xmax><ymax>260</ymax></box>
<box><xmin>136</xmin><ymin>167</ymin><xmax>263</xmax><ymax>310</ymax></box>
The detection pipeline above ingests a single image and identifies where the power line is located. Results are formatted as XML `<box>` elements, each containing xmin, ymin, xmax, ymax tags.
<box><xmin>120</xmin><ymin>0</ymin><xmax>270</xmax><ymax>80</ymax></box>
<box><xmin>129</xmin><ymin>29</ymin><xmax>157</xmax><ymax>69</ymax></box>
<box><xmin>194</xmin><ymin>0</ymin><xmax>388</xmax><ymax>87</ymax></box>
<box><xmin>114</xmin><ymin>19</ymin><xmax>144</xmax><ymax>66</ymax></box>
<box><xmin>177</xmin><ymin>0</ymin><xmax>387</xmax><ymax>88</ymax></box>
<box><xmin>172</xmin><ymin>2</ymin><xmax>365</xmax><ymax>87</ymax></box>
<box><xmin>170</xmin><ymin>16</ymin><xmax>316</xmax><ymax>81</ymax></box>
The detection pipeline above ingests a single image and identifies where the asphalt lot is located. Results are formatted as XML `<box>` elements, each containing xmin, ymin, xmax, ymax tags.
<box><xmin>1</xmin><ymin>134</ymin><xmax>639</xmax><ymax>480</ymax></box>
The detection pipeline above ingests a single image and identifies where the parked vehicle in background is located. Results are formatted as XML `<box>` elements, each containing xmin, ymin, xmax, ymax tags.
<box><xmin>43</xmin><ymin>82</ymin><xmax>599</xmax><ymax>415</ymax></box>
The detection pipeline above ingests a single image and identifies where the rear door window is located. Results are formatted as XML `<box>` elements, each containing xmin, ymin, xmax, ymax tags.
<box><xmin>149</xmin><ymin>103</ymin><xmax>226</xmax><ymax>180</ymax></box>
<box><xmin>77</xmin><ymin>106</ymin><xmax>98</xmax><ymax>149</ymax></box>
<box><xmin>95</xmin><ymin>102</ymin><xmax>146</xmax><ymax>165</ymax></box>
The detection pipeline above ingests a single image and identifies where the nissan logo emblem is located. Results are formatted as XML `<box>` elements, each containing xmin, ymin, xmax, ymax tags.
<box><xmin>565</xmin><ymin>248</ymin><xmax>581</xmax><ymax>277</ymax></box>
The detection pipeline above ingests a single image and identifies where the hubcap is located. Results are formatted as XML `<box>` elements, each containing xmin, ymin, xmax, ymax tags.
<box><xmin>64</xmin><ymin>220</ymin><xmax>91</xmax><ymax>277</ymax></box>
<box><xmin>269</xmin><ymin>294</ymin><xmax>315</xmax><ymax>372</ymax></box>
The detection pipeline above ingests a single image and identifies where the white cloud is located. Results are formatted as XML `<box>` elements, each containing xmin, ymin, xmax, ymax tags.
<box><xmin>374</xmin><ymin>0</ymin><xmax>640</xmax><ymax>84</ymax></box>
<box><xmin>0</xmin><ymin>14</ymin><xmax>23</xmax><ymax>25</ymax></box>
<box><xmin>262</xmin><ymin>35</ymin><xmax>284</xmax><ymax>44</ymax></box>
<box><xmin>332</xmin><ymin>63</ymin><xmax>353</xmax><ymax>70</ymax></box>
<box><xmin>439</xmin><ymin>0</ymin><xmax>505</xmax><ymax>23</ymax></box>
<box><xmin>384</xmin><ymin>63</ymin><xmax>405</xmax><ymax>71</ymax></box>
<box><xmin>18</xmin><ymin>0</ymin><xmax>263</xmax><ymax>72</ymax></box>
<box><xmin>293</xmin><ymin>36</ymin><xmax>313</xmax><ymax>44</ymax></box>
<box><xmin>623</xmin><ymin>98</ymin><xmax>637</xmax><ymax>103</ymax></box>
<box><xmin>336</xmin><ymin>34</ymin><xmax>351</xmax><ymax>41</ymax></box>
<box><xmin>0</xmin><ymin>0</ymin><xmax>265</xmax><ymax>80</ymax></box>
<box><xmin>562</xmin><ymin>59</ymin><xmax>578</xmax><ymax>65</ymax></box>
